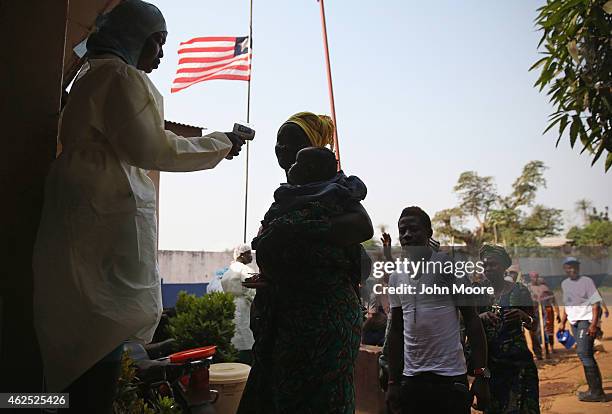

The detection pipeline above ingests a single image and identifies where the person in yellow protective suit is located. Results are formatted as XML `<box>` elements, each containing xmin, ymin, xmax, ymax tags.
<box><xmin>32</xmin><ymin>1</ymin><xmax>247</xmax><ymax>412</ymax></box>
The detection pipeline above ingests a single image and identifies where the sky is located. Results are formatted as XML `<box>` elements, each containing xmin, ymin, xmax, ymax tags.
<box><xmin>145</xmin><ymin>0</ymin><xmax>612</xmax><ymax>251</ymax></box>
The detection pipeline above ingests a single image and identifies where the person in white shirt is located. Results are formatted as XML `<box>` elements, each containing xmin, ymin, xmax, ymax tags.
<box><xmin>385</xmin><ymin>206</ymin><xmax>490</xmax><ymax>413</ymax></box>
<box><xmin>221</xmin><ymin>244</ymin><xmax>256</xmax><ymax>364</ymax></box>
<box><xmin>559</xmin><ymin>257</ymin><xmax>605</xmax><ymax>402</ymax></box>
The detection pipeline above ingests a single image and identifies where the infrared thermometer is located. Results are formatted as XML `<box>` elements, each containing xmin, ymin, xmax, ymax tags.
<box><xmin>233</xmin><ymin>123</ymin><xmax>256</xmax><ymax>141</ymax></box>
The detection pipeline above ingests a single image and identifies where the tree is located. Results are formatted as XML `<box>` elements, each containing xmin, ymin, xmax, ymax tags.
<box><xmin>531</xmin><ymin>0</ymin><xmax>612</xmax><ymax>171</ymax></box>
<box><xmin>589</xmin><ymin>205</ymin><xmax>610</xmax><ymax>221</ymax></box>
<box><xmin>575</xmin><ymin>198</ymin><xmax>594</xmax><ymax>223</ymax></box>
<box><xmin>432</xmin><ymin>172</ymin><xmax>497</xmax><ymax>248</ymax></box>
<box><xmin>567</xmin><ymin>207</ymin><xmax>612</xmax><ymax>245</ymax></box>
<box><xmin>455</xmin><ymin>172</ymin><xmax>497</xmax><ymax>227</ymax></box>
<box><xmin>433</xmin><ymin>161</ymin><xmax>563</xmax><ymax>250</ymax></box>
<box><xmin>500</xmin><ymin>161</ymin><xmax>547</xmax><ymax>209</ymax></box>
<box><xmin>517</xmin><ymin>204</ymin><xmax>565</xmax><ymax>244</ymax></box>
<box><xmin>567</xmin><ymin>201</ymin><xmax>611</xmax><ymax>246</ymax></box>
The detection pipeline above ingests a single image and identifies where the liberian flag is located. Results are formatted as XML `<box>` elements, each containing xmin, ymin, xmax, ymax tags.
<box><xmin>171</xmin><ymin>36</ymin><xmax>251</xmax><ymax>93</ymax></box>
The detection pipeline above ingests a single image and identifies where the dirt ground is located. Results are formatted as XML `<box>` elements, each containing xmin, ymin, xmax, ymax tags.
<box><xmin>532</xmin><ymin>299</ymin><xmax>612</xmax><ymax>413</ymax></box>
<box><xmin>357</xmin><ymin>293</ymin><xmax>612</xmax><ymax>414</ymax></box>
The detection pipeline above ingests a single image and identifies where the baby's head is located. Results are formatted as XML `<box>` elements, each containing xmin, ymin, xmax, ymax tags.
<box><xmin>287</xmin><ymin>147</ymin><xmax>337</xmax><ymax>185</ymax></box>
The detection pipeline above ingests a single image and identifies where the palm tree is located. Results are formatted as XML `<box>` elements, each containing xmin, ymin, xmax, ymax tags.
<box><xmin>575</xmin><ymin>199</ymin><xmax>593</xmax><ymax>225</ymax></box>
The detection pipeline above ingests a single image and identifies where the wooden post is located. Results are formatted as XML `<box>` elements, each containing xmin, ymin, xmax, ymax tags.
<box><xmin>539</xmin><ymin>302</ymin><xmax>547</xmax><ymax>357</ymax></box>
<box><xmin>317</xmin><ymin>0</ymin><xmax>341</xmax><ymax>169</ymax></box>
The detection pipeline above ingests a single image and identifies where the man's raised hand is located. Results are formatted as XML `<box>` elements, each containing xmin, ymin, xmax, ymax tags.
<box><xmin>381</xmin><ymin>232</ymin><xmax>391</xmax><ymax>246</ymax></box>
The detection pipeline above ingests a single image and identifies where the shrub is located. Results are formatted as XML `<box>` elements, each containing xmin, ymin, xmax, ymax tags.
<box><xmin>113</xmin><ymin>352</ymin><xmax>189</xmax><ymax>414</ymax></box>
<box><xmin>169</xmin><ymin>291</ymin><xmax>237</xmax><ymax>362</ymax></box>
<box><xmin>113</xmin><ymin>351</ymin><xmax>155</xmax><ymax>414</ymax></box>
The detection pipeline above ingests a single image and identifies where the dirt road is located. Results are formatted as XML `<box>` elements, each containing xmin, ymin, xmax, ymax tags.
<box><xmin>536</xmin><ymin>303</ymin><xmax>611</xmax><ymax>413</ymax></box>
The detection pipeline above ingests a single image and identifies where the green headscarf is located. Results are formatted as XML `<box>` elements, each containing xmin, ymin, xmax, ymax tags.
<box><xmin>479</xmin><ymin>244</ymin><xmax>512</xmax><ymax>270</ymax></box>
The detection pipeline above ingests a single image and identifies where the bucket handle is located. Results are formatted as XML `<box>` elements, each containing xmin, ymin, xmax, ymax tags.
<box><xmin>209</xmin><ymin>389</ymin><xmax>219</xmax><ymax>404</ymax></box>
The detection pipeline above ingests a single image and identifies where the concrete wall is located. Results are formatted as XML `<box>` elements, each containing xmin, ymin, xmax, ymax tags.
<box><xmin>159</xmin><ymin>249</ymin><xmax>610</xmax><ymax>285</ymax></box>
<box><xmin>517</xmin><ymin>256</ymin><xmax>611</xmax><ymax>278</ymax></box>
<box><xmin>158</xmin><ymin>250</ymin><xmax>259</xmax><ymax>283</ymax></box>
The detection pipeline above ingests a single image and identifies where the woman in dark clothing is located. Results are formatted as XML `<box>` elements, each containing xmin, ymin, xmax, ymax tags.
<box><xmin>237</xmin><ymin>112</ymin><xmax>373</xmax><ymax>414</ymax></box>
<box><xmin>479</xmin><ymin>245</ymin><xmax>540</xmax><ymax>414</ymax></box>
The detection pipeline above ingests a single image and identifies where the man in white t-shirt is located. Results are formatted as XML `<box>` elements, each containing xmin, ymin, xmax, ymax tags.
<box><xmin>559</xmin><ymin>257</ymin><xmax>605</xmax><ymax>402</ymax></box>
<box><xmin>385</xmin><ymin>207</ymin><xmax>490</xmax><ymax>413</ymax></box>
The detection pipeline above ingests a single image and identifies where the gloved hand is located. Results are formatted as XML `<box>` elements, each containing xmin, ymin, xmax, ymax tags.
<box><xmin>224</xmin><ymin>132</ymin><xmax>245</xmax><ymax>159</ymax></box>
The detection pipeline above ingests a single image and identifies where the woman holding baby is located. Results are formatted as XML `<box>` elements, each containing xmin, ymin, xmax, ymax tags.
<box><xmin>237</xmin><ymin>112</ymin><xmax>373</xmax><ymax>414</ymax></box>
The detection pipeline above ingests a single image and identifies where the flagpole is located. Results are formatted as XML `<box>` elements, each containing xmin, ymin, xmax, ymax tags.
<box><xmin>243</xmin><ymin>0</ymin><xmax>253</xmax><ymax>243</ymax></box>
<box><xmin>317</xmin><ymin>0</ymin><xmax>341</xmax><ymax>170</ymax></box>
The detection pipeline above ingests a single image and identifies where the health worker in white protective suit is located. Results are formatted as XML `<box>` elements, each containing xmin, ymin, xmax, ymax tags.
<box><xmin>221</xmin><ymin>244</ymin><xmax>256</xmax><ymax>364</ymax></box>
<box><xmin>32</xmin><ymin>1</ymin><xmax>248</xmax><ymax>412</ymax></box>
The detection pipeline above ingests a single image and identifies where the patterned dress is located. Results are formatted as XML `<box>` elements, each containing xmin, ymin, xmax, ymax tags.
<box><xmin>237</xmin><ymin>195</ymin><xmax>364</xmax><ymax>414</ymax></box>
<box><xmin>484</xmin><ymin>283</ymin><xmax>540</xmax><ymax>414</ymax></box>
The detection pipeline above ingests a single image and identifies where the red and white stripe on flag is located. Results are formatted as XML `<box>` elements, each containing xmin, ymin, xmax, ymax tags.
<box><xmin>171</xmin><ymin>36</ymin><xmax>251</xmax><ymax>93</ymax></box>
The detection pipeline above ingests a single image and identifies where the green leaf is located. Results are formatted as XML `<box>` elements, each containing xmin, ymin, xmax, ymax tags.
<box><xmin>537</xmin><ymin>30</ymin><xmax>548</xmax><ymax>48</ymax></box>
<box><xmin>605</xmin><ymin>153</ymin><xmax>612</xmax><ymax>172</ymax></box>
<box><xmin>529</xmin><ymin>57</ymin><xmax>549</xmax><ymax>71</ymax></box>
<box><xmin>569</xmin><ymin>115</ymin><xmax>580</xmax><ymax>147</ymax></box>
<box><xmin>591</xmin><ymin>142</ymin><xmax>606</xmax><ymax>165</ymax></box>
<box><xmin>559</xmin><ymin>114</ymin><xmax>570</xmax><ymax>135</ymax></box>
<box><xmin>543</xmin><ymin>114</ymin><xmax>564</xmax><ymax>134</ymax></box>
<box><xmin>580</xmin><ymin>142</ymin><xmax>590</xmax><ymax>154</ymax></box>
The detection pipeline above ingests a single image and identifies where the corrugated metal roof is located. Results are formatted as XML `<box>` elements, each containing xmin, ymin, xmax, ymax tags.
<box><xmin>165</xmin><ymin>120</ymin><xmax>207</xmax><ymax>130</ymax></box>
<box><xmin>537</xmin><ymin>237</ymin><xmax>573</xmax><ymax>247</ymax></box>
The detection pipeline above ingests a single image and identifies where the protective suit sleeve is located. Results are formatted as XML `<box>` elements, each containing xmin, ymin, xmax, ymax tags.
<box><xmin>240</xmin><ymin>266</ymin><xmax>256</xmax><ymax>301</ymax></box>
<box><xmin>102</xmin><ymin>66</ymin><xmax>232</xmax><ymax>171</ymax></box>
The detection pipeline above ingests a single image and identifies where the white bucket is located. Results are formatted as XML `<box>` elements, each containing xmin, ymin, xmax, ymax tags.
<box><xmin>209</xmin><ymin>363</ymin><xmax>251</xmax><ymax>414</ymax></box>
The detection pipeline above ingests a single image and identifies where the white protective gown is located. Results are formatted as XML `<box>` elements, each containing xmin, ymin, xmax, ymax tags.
<box><xmin>33</xmin><ymin>56</ymin><xmax>233</xmax><ymax>392</ymax></box>
<box><xmin>220</xmin><ymin>262</ymin><xmax>256</xmax><ymax>351</ymax></box>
